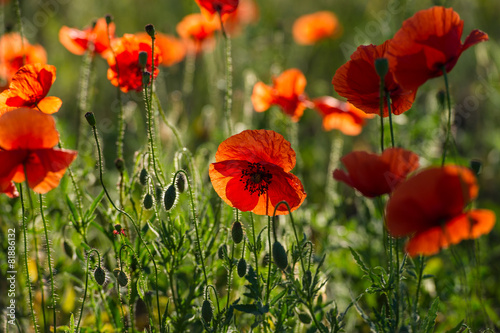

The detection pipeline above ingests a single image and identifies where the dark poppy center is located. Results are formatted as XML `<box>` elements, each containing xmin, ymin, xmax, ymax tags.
<box><xmin>240</xmin><ymin>162</ymin><xmax>272</xmax><ymax>196</ymax></box>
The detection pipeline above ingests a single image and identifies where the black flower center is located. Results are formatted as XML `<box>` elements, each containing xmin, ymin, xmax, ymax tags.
<box><xmin>240</xmin><ymin>162</ymin><xmax>272</xmax><ymax>196</ymax></box>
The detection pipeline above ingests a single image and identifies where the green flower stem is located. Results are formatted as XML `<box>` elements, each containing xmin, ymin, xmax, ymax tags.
<box><xmin>76</xmin><ymin>48</ymin><xmax>95</xmax><ymax>151</ymax></box>
<box><xmin>173</xmin><ymin>169</ymin><xmax>208</xmax><ymax>286</ymax></box>
<box><xmin>13</xmin><ymin>0</ymin><xmax>25</xmax><ymax>64</ymax></box>
<box><xmin>39</xmin><ymin>194</ymin><xmax>56</xmax><ymax>331</ymax></box>
<box><xmin>220</xmin><ymin>14</ymin><xmax>234</xmax><ymax>136</ymax></box>
<box><xmin>76</xmin><ymin>249</ymin><xmax>100</xmax><ymax>331</ymax></box>
<box><xmin>386</xmin><ymin>92</ymin><xmax>395</xmax><ymax>148</ymax></box>
<box><xmin>326</xmin><ymin>131</ymin><xmax>344</xmax><ymax>207</ymax></box>
<box><xmin>414</xmin><ymin>256</ymin><xmax>426</xmax><ymax>316</ymax></box>
<box><xmin>143</xmin><ymin>81</ymin><xmax>164</xmax><ymax>187</ymax></box>
<box><xmin>90</xmin><ymin>122</ymin><xmax>162</xmax><ymax>332</ymax></box>
<box><xmin>19</xmin><ymin>184</ymin><xmax>39</xmax><ymax>332</ymax></box>
<box><xmin>379</xmin><ymin>76</ymin><xmax>385</xmax><ymax>152</ymax></box>
<box><xmin>249</xmin><ymin>213</ymin><xmax>261</xmax><ymax>293</ymax></box>
<box><xmin>205</xmin><ymin>285</ymin><xmax>221</xmax><ymax>315</ymax></box>
<box><xmin>31</xmin><ymin>199</ymin><xmax>47</xmax><ymax>332</ymax></box>
<box><xmin>441</xmin><ymin>66</ymin><xmax>452</xmax><ymax>166</ymax></box>
<box><xmin>225</xmin><ymin>242</ymin><xmax>235</xmax><ymax>311</ymax></box>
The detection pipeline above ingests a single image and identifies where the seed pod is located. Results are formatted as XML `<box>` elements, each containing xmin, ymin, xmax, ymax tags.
<box><xmin>63</xmin><ymin>241</ymin><xmax>74</xmax><ymax>258</ymax></box>
<box><xmin>139</xmin><ymin>168</ymin><xmax>149</xmax><ymax>186</ymax></box>
<box><xmin>94</xmin><ymin>266</ymin><xmax>106</xmax><ymax>285</ymax></box>
<box><xmin>272</xmin><ymin>241</ymin><xmax>288</xmax><ymax>270</ymax></box>
<box><xmin>201</xmin><ymin>299</ymin><xmax>213</xmax><ymax>324</ymax></box>
<box><xmin>218</xmin><ymin>244</ymin><xmax>227</xmax><ymax>260</ymax></box>
<box><xmin>163</xmin><ymin>184</ymin><xmax>177</xmax><ymax>211</ymax></box>
<box><xmin>138</xmin><ymin>51</ymin><xmax>148</xmax><ymax>68</ymax></box>
<box><xmin>155</xmin><ymin>185</ymin><xmax>163</xmax><ymax>202</ymax></box>
<box><xmin>175</xmin><ymin>172</ymin><xmax>186</xmax><ymax>193</ymax></box>
<box><xmin>145</xmin><ymin>24</ymin><xmax>156</xmax><ymax>38</ymax></box>
<box><xmin>84</xmin><ymin>112</ymin><xmax>96</xmax><ymax>127</ymax></box>
<box><xmin>143</xmin><ymin>193</ymin><xmax>154</xmax><ymax>210</ymax></box>
<box><xmin>231</xmin><ymin>221</ymin><xmax>244</xmax><ymax>244</ymax></box>
<box><xmin>374</xmin><ymin>58</ymin><xmax>389</xmax><ymax>78</ymax></box>
<box><xmin>237</xmin><ymin>258</ymin><xmax>247</xmax><ymax>278</ymax></box>
<box><xmin>117</xmin><ymin>270</ymin><xmax>128</xmax><ymax>287</ymax></box>
<box><xmin>298</xmin><ymin>312</ymin><xmax>312</xmax><ymax>324</ymax></box>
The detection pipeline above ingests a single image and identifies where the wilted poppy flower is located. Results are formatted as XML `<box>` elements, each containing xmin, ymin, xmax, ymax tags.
<box><xmin>0</xmin><ymin>108</ymin><xmax>77</xmax><ymax>194</ymax></box>
<box><xmin>251</xmin><ymin>68</ymin><xmax>309</xmax><ymax>122</ymax></box>
<box><xmin>224</xmin><ymin>0</ymin><xmax>259</xmax><ymax>36</ymax></box>
<box><xmin>136</xmin><ymin>32</ymin><xmax>186</xmax><ymax>67</ymax></box>
<box><xmin>0</xmin><ymin>32</ymin><xmax>47</xmax><ymax>87</ymax></box>
<box><xmin>313</xmin><ymin>96</ymin><xmax>374</xmax><ymax>135</ymax></box>
<box><xmin>293</xmin><ymin>11</ymin><xmax>341</xmax><ymax>45</ymax></box>
<box><xmin>386</xmin><ymin>166</ymin><xmax>495</xmax><ymax>256</ymax></box>
<box><xmin>333</xmin><ymin>148</ymin><xmax>419</xmax><ymax>198</ymax></box>
<box><xmin>387</xmin><ymin>6</ymin><xmax>489</xmax><ymax>91</ymax></box>
<box><xmin>209</xmin><ymin>129</ymin><xmax>306</xmax><ymax>215</ymax></box>
<box><xmin>59</xmin><ymin>17</ymin><xmax>115</xmax><ymax>58</ymax></box>
<box><xmin>106</xmin><ymin>34</ymin><xmax>162</xmax><ymax>93</ymax></box>
<box><xmin>332</xmin><ymin>41</ymin><xmax>416</xmax><ymax>117</ymax></box>
<box><xmin>195</xmin><ymin>0</ymin><xmax>239</xmax><ymax>21</ymax></box>
<box><xmin>176</xmin><ymin>13</ymin><xmax>220</xmax><ymax>54</ymax></box>
<box><xmin>0</xmin><ymin>64</ymin><xmax>62</xmax><ymax>115</ymax></box>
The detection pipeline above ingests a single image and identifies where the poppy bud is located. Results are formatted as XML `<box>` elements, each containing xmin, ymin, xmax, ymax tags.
<box><xmin>91</xmin><ymin>20</ymin><xmax>98</xmax><ymax>29</ymax></box>
<box><xmin>138</xmin><ymin>51</ymin><xmax>148</xmax><ymax>69</ymax></box>
<box><xmin>374</xmin><ymin>58</ymin><xmax>389</xmax><ymax>79</ymax></box>
<box><xmin>470</xmin><ymin>159</ymin><xmax>482</xmax><ymax>176</ymax></box>
<box><xmin>94</xmin><ymin>266</ymin><xmax>106</xmax><ymax>285</ymax></box>
<box><xmin>114</xmin><ymin>224</ymin><xmax>122</xmax><ymax>233</ymax></box>
<box><xmin>142</xmin><ymin>71</ymin><xmax>151</xmax><ymax>86</ymax></box>
<box><xmin>231</xmin><ymin>221</ymin><xmax>244</xmax><ymax>244</ymax></box>
<box><xmin>218</xmin><ymin>244</ymin><xmax>227</xmax><ymax>260</ymax></box>
<box><xmin>163</xmin><ymin>184</ymin><xmax>177</xmax><ymax>211</ymax></box>
<box><xmin>201</xmin><ymin>299</ymin><xmax>213</xmax><ymax>324</ymax></box>
<box><xmin>237</xmin><ymin>258</ymin><xmax>247</xmax><ymax>277</ymax></box>
<box><xmin>272</xmin><ymin>241</ymin><xmax>288</xmax><ymax>270</ymax></box>
<box><xmin>139</xmin><ymin>168</ymin><xmax>149</xmax><ymax>186</ymax></box>
<box><xmin>116</xmin><ymin>270</ymin><xmax>128</xmax><ymax>287</ymax></box>
<box><xmin>262</xmin><ymin>253</ymin><xmax>270</xmax><ymax>267</ymax></box>
<box><xmin>155</xmin><ymin>185</ymin><xmax>163</xmax><ymax>202</ymax></box>
<box><xmin>175</xmin><ymin>173</ymin><xmax>186</xmax><ymax>193</ymax></box>
<box><xmin>105</xmin><ymin>14</ymin><xmax>113</xmax><ymax>25</ymax></box>
<box><xmin>115</xmin><ymin>158</ymin><xmax>125</xmax><ymax>172</ymax></box>
<box><xmin>63</xmin><ymin>241</ymin><xmax>74</xmax><ymax>258</ymax></box>
<box><xmin>143</xmin><ymin>193</ymin><xmax>154</xmax><ymax>210</ymax></box>
<box><xmin>298</xmin><ymin>312</ymin><xmax>312</xmax><ymax>324</ymax></box>
<box><xmin>84</xmin><ymin>112</ymin><xmax>96</xmax><ymax>127</ymax></box>
<box><xmin>145</xmin><ymin>24</ymin><xmax>156</xmax><ymax>38</ymax></box>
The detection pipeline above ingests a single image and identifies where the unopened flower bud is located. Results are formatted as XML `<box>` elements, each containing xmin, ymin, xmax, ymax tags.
<box><xmin>142</xmin><ymin>71</ymin><xmax>151</xmax><ymax>86</ymax></box>
<box><xmin>94</xmin><ymin>266</ymin><xmax>106</xmax><ymax>285</ymax></box>
<box><xmin>175</xmin><ymin>173</ymin><xmax>186</xmax><ymax>193</ymax></box>
<box><xmin>116</xmin><ymin>270</ymin><xmax>128</xmax><ymax>287</ymax></box>
<box><xmin>105</xmin><ymin>14</ymin><xmax>113</xmax><ymax>25</ymax></box>
<box><xmin>374</xmin><ymin>58</ymin><xmax>389</xmax><ymax>79</ymax></box>
<box><xmin>139</xmin><ymin>168</ymin><xmax>149</xmax><ymax>186</ymax></box>
<box><xmin>231</xmin><ymin>221</ymin><xmax>244</xmax><ymax>244</ymax></box>
<box><xmin>272</xmin><ymin>241</ymin><xmax>288</xmax><ymax>270</ymax></box>
<box><xmin>218</xmin><ymin>244</ymin><xmax>227</xmax><ymax>260</ymax></box>
<box><xmin>85</xmin><ymin>112</ymin><xmax>96</xmax><ymax>127</ymax></box>
<box><xmin>470</xmin><ymin>159</ymin><xmax>482</xmax><ymax>176</ymax></box>
<box><xmin>201</xmin><ymin>299</ymin><xmax>213</xmax><ymax>323</ymax></box>
<box><xmin>145</xmin><ymin>24</ymin><xmax>156</xmax><ymax>38</ymax></box>
<box><xmin>115</xmin><ymin>158</ymin><xmax>125</xmax><ymax>172</ymax></box>
<box><xmin>163</xmin><ymin>184</ymin><xmax>177</xmax><ymax>211</ymax></box>
<box><xmin>138</xmin><ymin>51</ymin><xmax>148</xmax><ymax>69</ymax></box>
<box><xmin>143</xmin><ymin>193</ymin><xmax>154</xmax><ymax>210</ymax></box>
<box><xmin>237</xmin><ymin>258</ymin><xmax>247</xmax><ymax>277</ymax></box>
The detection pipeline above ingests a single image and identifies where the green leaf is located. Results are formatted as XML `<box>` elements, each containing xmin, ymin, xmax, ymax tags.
<box><xmin>422</xmin><ymin>297</ymin><xmax>440</xmax><ymax>333</ymax></box>
<box><xmin>137</xmin><ymin>274</ymin><xmax>148</xmax><ymax>300</ymax></box>
<box><xmin>349</xmin><ymin>247</ymin><xmax>370</xmax><ymax>275</ymax></box>
<box><xmin>66</xmin><ymin>194</ymin><xmax>80</xmax><ymax>225</ymax></box>
<box><xmin>233</xmin><ymin>303</ymin><xmax>259</xmax><ymax>315</ymax></box>
<box><xmin>445</xmin><ymin>320</ymin><xmax>465</xmax><ymax>333</ymax></box>
<box><xmin>84</xmin><ymin>189</ymin><xmax>104</xmax><ymax>221</ymax></box>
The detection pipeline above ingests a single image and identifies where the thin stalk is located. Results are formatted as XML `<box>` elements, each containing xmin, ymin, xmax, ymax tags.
<box><xmin>249</xmin><ymin>213</ymin><xmax>261</xmax><ymax>294</ymax></box>
<box><xmin>90</xmin><ymin>122</ymin><xmax>162</xmax><ymax>331</ymax></box>
<box><xmin>379</xmin><ymin>77</ymin><xmax>385</xmax><ymax>152</ymax></box>
<box><xmin>441</xmin><ymin>66</ymin><xmax>452</xmax><ymax>166</ymax></box>
<box><xmin>265</xmin><ymin>214</ymin><xmax>272</xmax><ymax>304</ymax></box>
<box><xmin>225</xmin><ymin>242</ymin><xmax>235</xmax><ymax>310</ymax></box>
<box><xmin>76</xmin><ymin>48</ymin><xmax>95</xmax><ymax>151</ymax></box>
<box><xmin>13</xmin><ymin>0</ymin><xmax>25</xmax><ymax>64</ymax></box>
<box><xmin>19</xmin><ymin>184</ymin><xmax>39</xmax><ymax>332</ymax></box>
<box><xmin>76</xmin><ymin>249</ymin><xmax>100</xmax><ymax>331</ymax></box>
<box><xmin>143</xmin><ymin>81</ymin><xmax>164</xmax><ymax>187</ymax></box>
<box><xmin>32</xmin><ymin>204</ymin><xmax>47</xmax><ymax>332</ymax></box>
<box><xmin>394</xmin><ymin>237</ymin><xmax>400</xmax><ymax>328</ymax></box>
<box><xmin>39</xmin><ymin>194</ymin><xmax>56</xmax><ymax>330</ymax></box>
<box><xmin>220</xmin><ymin>14</ymin><xmax>234</xmax><ymax>136</ymax></box>
<box><xmin>386</xmin><ymin>92</ymin><xmax>395</xmax><ymax>148</ymax></box>
<box><xmin>414</xmin><ymin>256</ymin><xmax>425</xmax><ymax>316</ymax></box>
<box><xmin>326</xmin><ymin>131</ymin><xmax>344</xmax><ymax>207</ymax></box>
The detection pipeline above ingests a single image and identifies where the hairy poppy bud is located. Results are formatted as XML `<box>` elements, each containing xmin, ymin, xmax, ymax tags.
<box><xmin>117</xmin><ymin>270</ymin><xmax>128</xmax><ymax>287</ymax></box>
<box><xmin>105</xmin><ymin>14</ymin><xmax>113</xmax><ymax>25</ymax></box>
<box><xmin>201</xmin><ymin>299</ymin><xmax>213</xmax><ymax>323</ymax></box>
<box><xmin>155</xmin><ymin>185</ymin><xmax>163</xmax><ymax>202</ymax></box>
<box><xmin>470</xmin><ymin>159</ymin><xmax>482</xmax><ymax>176</ymax></box>
<box><xmin>272</xmin><ymin>241</ymin><xmax>288</xmax><ymax>270</ymax></box>
<box><xmin>142</xmin><ymin>71</ymin><xmax>151</xmax><ymax>86</ymax></box>
<box><xmin>94</xmin><ymin>266</ymin><xmax>106</xmax><ymax>285</ymax></box>
<box><xmin>237</xmin><ymin>258</ymin><xmax>247</xmax><ymax>277</ymax></box>
<box><xmin>231</xmin><ymin>221</ymin><xmax>244</xmax><ymax>244</ymax></box>
<box><xmin>218</xmin><ymin>244</ymin><xmax>227</xmax><ymax>260</ymax></box>
<box><xmin>139</xmin><ymin>168</ymin><xmax>149</xmax><ymax>186</ymax></box>
<box><xmin>84</xmin><ymin>112</ymin><xmax>96</xmax><ymax>127</ymax></box>
<box><xmin>374</xmin><ymin>58</ymin><xmax>389</xmax><ymax>79</ymax></box>
<box><xmin>115</xmin><ymin>158</ymin><xmax>125</xmax><ymax>172</ymax></box>
<box><xmin>138</xmin><ymin>51</ymin><xmax>148</xmax><ymax>69</ymax></box>
<box><xmin>176</xmin><ymin>172</ymin><xmax>186</xmax><ymax>193</ymax></box>
<box><xmin>143</xmin><ymin>193</ymin><xmax>154</xmax><ymax>210</ymax></box>
<box><xmin>145</xmin><ymin>24</ymin><xmax>156</xmax><ymax>38</ymax></box>
<box><xmin>63</xmin><ymin>241</ymin><xmax>74</xmax><ymax>258</ymax></box>
<box><xmin>163</xmin><ymin>184</ymin><xmax>177</xmax><ymax>211</ymax></box>
<box><xmin>298</xmin><ymin>312</ymin><xmax>312</xmax><ymax>324</ymax></box>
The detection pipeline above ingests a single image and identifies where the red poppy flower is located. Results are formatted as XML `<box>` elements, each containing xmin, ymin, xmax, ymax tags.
<box><xmin>387</xmin><ymin>6</ymin><xmax>489</xmax><ymax>91</ymax></box>
<box><xmin>0</xmin><ymin>108</ymin><xmax>77</xmax><ymax>194</ymax></box>
<box><xmin>176</xmin><ymin>13</ymin><xmax>220</xmax><ymax>54</ymax></box>
<box><xmin>59</xmin><ymin>17</ymin><xmax>115</xmax><ymax>58</ymax></box>
<box><xmin>332</xmin><ymin>41</ymin><xmax>416</xmax><ymax>117</ymax></box>
<box><xmin>106</xmin><ymin>34</ymin><xmax>162</xmax><ymax>93</ymax></box>
<box><xmin>224</xmin><ymin>0</ymin><xmax>259</xmax><ymax>36</ymax></box>
<box><xmin>251</xmin><ymin>68</ymin><xmax>309</xmax><ymax>122</ymax></box>
<box><xmin>386</xmin><ymin>166</ymin><xmax>495</xmax><ymax>256</ymax></box>
<box><xmin>0</xmin><ymin>181</ymin><xmax>18</xmax><ymax>198</ymax></box>
<box><xmin>313</xmin><ymin>96</ymin><xmax>374</xmax><ymax>135</ymax></box>
<box><xmin>209</xmin><ymin>129</ymin><xmax>306</xmax><ymax>216</ymax></box>
<box><xmin>0</xmin><ymin>64</ymin><xmax>62</xmax><ymax>115</ymax></box>
<box><xmin>136</xmin><ymin>32</ymin><xmax>186</xmax><ymax>67</ymax></box>
<box><xmin>293</xmin><ymin>11</ymin><xmax>341</xmax><ymax>45</ymax></box>
<box><xmin>0</xmin><ymin>32</ymin><xmax>47</xmax><ymax>87</ymax></box>
<box><xmin>333</xmin><ymin>148</ymin><xmax>419</xmax><ymax>198</ymax></box>
<box><xmin>195</xmin><ymin>0</ymin><xmax>239</xmax><ymax>21</ymax></box>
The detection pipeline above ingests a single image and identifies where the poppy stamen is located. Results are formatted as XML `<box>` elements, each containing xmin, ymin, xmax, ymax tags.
<box><xmin>240</xmin><ymin>162</ymin><xmax>272</xmax><ymax>196</ymax></box>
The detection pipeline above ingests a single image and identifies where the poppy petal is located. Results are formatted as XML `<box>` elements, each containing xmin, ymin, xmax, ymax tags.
<box><xmin>0</xmin><ymin>150</ymin><xmax>26</xmax><ymax>192</ymax></box>
<box><xmin>293</xmin><ymin>11</ymin><xmax>340</xmax><ymax>45</ymax></box>
<box><xmin>59</xmin><ymin>26</ymin><xmax>89</xmax><ymax>55</ymax></box>
<box><xmin>267</xmin><ymin>167</ymin><xmax>306</xmax><ymax>215</ymax></box>
<box><xmin>0</xmin><ymin>107</ymin><xmax>59</xmax><ymax>150</ymax></box>
<box><xmin>405</xmin><ymin>209</ymin><xmax>496</xmax><ymax>256</ymax></box>
<box><xmin>36</xmin><ymin>96</ymin><xmax>63</xmax><ymax>114</ymax></box>
<box><xmin>214</xmin><ymin>129</ymin><xmax>296</xmax><ymax>172</ymax></box>
<box><xmin>251</xmin><ymin>82</ymin><xmax>274</xmax><ymax>112</ymax></box>
<box><xmin>462</xmin><ymin>29</ymin><xmax>489</xmax><ymax>51</ymax></box>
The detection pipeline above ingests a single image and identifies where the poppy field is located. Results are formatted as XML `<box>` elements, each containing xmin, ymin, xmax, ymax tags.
<box><xmin>1</xmin><ymin>0</ymin><xmax>500</xmax><ymax>332</ymax></box>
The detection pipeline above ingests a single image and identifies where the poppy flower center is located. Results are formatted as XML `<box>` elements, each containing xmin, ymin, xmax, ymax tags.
<box><xmin>240</xmin><ymin>162</ymin><xmax>272</xmax><ymax>196</ymax></box>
